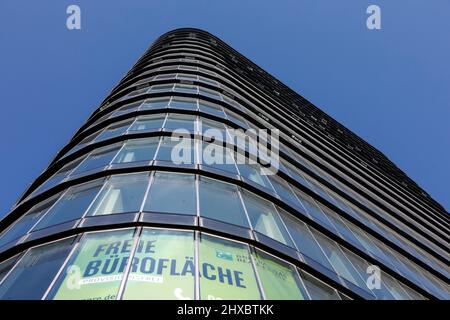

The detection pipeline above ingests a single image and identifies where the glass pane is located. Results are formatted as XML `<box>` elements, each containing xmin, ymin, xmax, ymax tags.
<box><xmin>312</xmin><ymin>231</ymin><xmax>367</xmax><ymax>289</ymax></box>
<box><xmin>169</xmin><ymin>98</ymin><xmax>197</xmax><ymax>110</ymax></box>
<box><xmin>201</xmin><ymin>142</ymin><xmax>238</xmax><ymax>174</ymax></box>
<box><xmin>149</xmin><ymin>84</ymin><xmax>173</xmax><ymax>93</ymax></box>
<box><xmin>199</xmin><ymin>177</ymin><xmax>249</xmax><ymax>227</ymax></box>
<box><xmin>164</xmin><ymin>114</ymin><xmax>195</xmax><ymax>132</ymax></box>
<box><xmin>86</xmin><ymin>173</ymin><xmax>149</xmax><ymax>216</ymax></box>
<box><xmin>242</xmin><ymin>191</ymin><xmax>293</xmax><ymax>246</ymax></box>
<box><xmin>280</xmin><ymin>212</ymin><xmax>335</xmax><ymax>271</ymax></box>
<box><xmin>200</xmin><ymin>118</ymin><xmax>226</xmax><ymax>138</ymax></box>
<box><xmin>198</xmin><ymin>100</ymin><xmax>225</xmax><ymax>118</ymax></box>
<box><xmin>140</xmin><ymin>98</ymin><xmax>170</xmax><ymax>110</ymax></box>
<box><xmin>34</xmin><ymin>180</ymin><xmax>104</xmax><ymax>230</ymax></box>
<box><xmin>199</xmin><ymin>234</ymin><xmax>261</xmax><ymax>300</ymax></box>
<box><xmin>0</xmin><ymin>237</ymin><xmax>74</xmax><ymax>299</ymax></box>
<box><xmin>113</xmin><ymin>101</ymin><xmax>142</xmax><ymax>116</ymax></box>
<box><xmin>0</xmin><ymin>255</ymin><xmax>21</xmax><ymax>284</ymax></box>
<box><xmin>49</xmin><ymin>229</ymin><xmax>135</xmax><ymax>300</ymax></box>
<box><xmin>298</xmin><ymin>270</ymin><xmax>341</xmax><ymax>300</ymax></box>
<box><xmin>95</xmin><ymin>120</ymin><xmax>132</xmax><ymax>142</ymax></box>
<box><xmin>129</xmin><ymin>115</ymin><xmax>165</xmax><ymax>132</ymax></box>
<box><xmin>143</xmin><ymin>172</ymin><xmax>196</xmax><ymax>215</ymax></box>
<box><xmin>72</xmin><ymin>144</ymin><xmax>121</xmax><ymax>175</ymax></box>
<box><xmin>35</xmin><ymin>157</ymin><xmax>86</xmax><ymax>194</ymax></box>
<box><xmin>268</xmin><ymin>175</ymin><xmax>300</xmax><ymax>208</ymax></box>
<box><xmin>0</xmin><ymin>195</ymin><xmax>60</xmax><ymax>248</ymax></box>
<box><xmin>294</xmin><ymin>190</ymin><xmax>336</xmax><ymax>231</ymax></box>
<box><xmin>122</xmin><ymin>229</ymin><xmax>195</xmax><ymax>300</ymax></box>
<box><xmin>155</xmin><ymin>136</ymin><xmax>195</xmax><ymax>164</ymax></box>
<box><xmin>112</xmin><ymin>138</ymin><xmax>159</xmax><ymax>163</ymax></box>
<box><xmin>237</xmin><ymin>163</ymin><xmax>271</xmax><ymax>188</ymax></box>
<box><xmin>252</xmin><ymin>250</ymin><xmax>306</xmax><ymax>300</ymax></box>
<box><xmin>174</xmin><ymin>84</ymin><xmax>197</xmax><ymax>94</ymax></box>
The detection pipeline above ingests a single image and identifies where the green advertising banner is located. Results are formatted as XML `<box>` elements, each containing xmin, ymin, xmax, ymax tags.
<box><xmin>52</xmin><ymin>229</ymin><xmax>135</xmax><ymax>300</ymax></box>
<box><xmin>122</xmin><ymin>229</ymin><xmax>195</xmax><ymax>300</ymax></box>
<box><xmin>199</xmin><ymin>234</ymin><xmax>261</xmax><ymax>300</ymax></box>
<box><xmin>252</xmin><ymin>250</ymin><xmax>306</xmax><ymax>300</ymax></box>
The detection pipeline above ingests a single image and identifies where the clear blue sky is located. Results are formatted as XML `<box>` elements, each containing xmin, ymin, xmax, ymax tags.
<box><xmin>0</xmin><ymin>0</ymin><xmax>448</xmax><ymax>217</ymax></box>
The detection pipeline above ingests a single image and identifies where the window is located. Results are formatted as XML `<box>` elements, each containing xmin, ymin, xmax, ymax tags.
<box><xmin>71</xmin><ymin>143</ymin><xmax>122</xmax><ymax>175</ymax></box>
<box><xmin>122</xmin><ymin>229</ymin><xmax>195</xmax><ymax>300</ymax></box>
<box><xmin>199</xmin><ymin>177</ymin><xmax>249</xmax><ymax>227</ymax></box>
<box><xmin>0</xmin><ymin>237</ymin><xmax>74</xmax><ymax>299</ymax></box>
<box><xmin>298</xmin><ymin>270</ymin><xmax>342</xmax><ymax>300</ymax></box>
<box><xmin>279</xmin><ymin>212</ymin><xmax>336</xmax><ymax>271</ymax></box>
<box><xmin>112</xmin><ymin>138</ymin><xmax>159</xmax><ymax>163</ymax></box>
<box><xmin>129</xmin><ymin>115</ymin><xmax>165</xmax><ymax>132</ymax></box>
<box><xmin>199</xmin><ymin>234</ymin><xmax>261</xmax><ymax>300</ymax></box>
<box><xmin>198</xmin><ymin>87</ymin><xmax>220</xmax><ymax>100</ymax></box>
<box><xmin>242</xmin><ymin>191</ymin><xmax>293</xmax><ymax>247</ymax></box>
<box><xmin>95</xmin><ymin>120</ymin><xmax>133</xmax><ymax>142</ymax></box>
<box><xmin>268</xmin><ymin>175</ymin><xmax>300</xmax><ymax>208</ymax></box>
<box><xmin>225</xmin><ymin>110</ymin><xmax>248</xmax><ymax>129</ymax></box>
<box><xmin>312</xmin><ymin>230</ymin><xmax>367</xmax><ymax>289</ymax></box>
<box><xmin>237</xmin><ymin>163</ymin><xmax>271</xmax><ymax>189</ymax></box>
<box><xmin>113</xmin><ymin>101</ymin><xmax>142</xmax><ymax>116</ymax></box>
<box><xmin>252</xmin><ymin>250</ymin><xmax>307</xmax><ymax>300</ymax></box>
<box><xmin>173</xmin><ymin>84</ymin><xmax>198</xmax><ymax>94</ymax></box>
<box><xmin>149</xmin><ymin>84</ymin><xmax>173</xmax><ymax>93</ymax></box>
<box><xmin>33</xmin><ymin>156</ymin><xmax>86</xmax><ymax>194</ymax></box>
<box><xmin>200</xmin><ymin>118</ymin><xmax>226</xmax><ymax>137</ymax></box>
<box><xmin>143</xmin><ymin>172</ymin><xmax>196</xmax><ymax>215</ymax></box>
<box><xmin>86</xmin><ymin>173</ymin><xmax>149</xmax><ymax>216</ymax></box>
<box><xmin>293</xmin><ymin>189</ymin><xmax>336</xmax><ymax>231</ymax></box>
<box><xmin>201</xmin><ymin>142</ymin><xmax>238</xmax><ymax>174</ymax></box>
<box><xmin>127</xmin><ymin>87</ymin><xmax>149</xmax><ymax>97</ymax></box>
<box><xmin>34</xmin><ymin>179</ymin><xmax>104</xmax><ymax>230</ymax></box>
<box><xmin>155</xmin><ymin>136</ymin><xmax>195</xmax><ymax>164</ymax></box>
<box><xmin>48</xmin><ymin>229</ymin><xmax>135</xmax><ymax>300</ymax></box>
<box><xmin>164</xmin><ymin>114</ymin><xmax>196</xmax><ymax>132</ymax></box>
<box><xmin>169</xmin><ymin>98</ymin><xmax>197</xmax><ymax>111</ymax></box>
<box><xmin>198</xmin><ymin>100</ymin><xmax>225</xmax><ymax>118</ymax></box>
<box><xmin>0</xmin><ymin>195</ymin><xmax>60</xmax><ymax>248</ymax></box>
<box><xmin>140</xmin><ymin>97</ymin><xmax>170</xmax><ymax>110</ymax></box>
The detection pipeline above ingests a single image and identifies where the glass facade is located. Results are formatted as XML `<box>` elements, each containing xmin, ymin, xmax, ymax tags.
<box><xmin>0</xmin><ymin>28</ymin><xmax>447</xmax><ymax>300</ymax></box>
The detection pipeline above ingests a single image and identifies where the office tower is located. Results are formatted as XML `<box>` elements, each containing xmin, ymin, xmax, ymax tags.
<box><xmin>0</xmin><ymin>28</ymin><xmax>448</xmax><ymax>300</ymax></box>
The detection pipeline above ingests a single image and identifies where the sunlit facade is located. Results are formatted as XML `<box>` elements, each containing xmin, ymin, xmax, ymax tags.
<box><xmin>0</xmin><ymin>28</ymin><xmax>448</xmax><ymax>300</ymax></box>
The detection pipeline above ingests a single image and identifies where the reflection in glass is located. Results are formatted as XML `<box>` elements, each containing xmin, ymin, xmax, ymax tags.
<box><xmin>0</xmin><ymin>237</ymin><xmax>74</xmax><ymax>299</ymax></box>
<box><xmin>113</xmin><ymin>138</ymin><xmax>159</xmax><ymax>163</ymax></box>
<box><xmin>144</xmin><ymin>172</ymin><xmax>196</xmax><ymax>215</ymax></box>
<box><xmin>129</xmin><ymin>115</ymin><xmax>165</xmax><ymax>132</ymax></box>
<box><xmin>242</xmin><ymin>191</ymin><xmax>293</xmax><ymax>247</ymax></box>
<box><xmin>199</xmin><ymin>177</ymin><xmax>249</xmax><ymax>227</ymax></box>
<box><xmin>34</xmin><ymin>180</ymin><xmax>104</xmax><ymax>230</ymax></box>
<box><xmin>87</xmin><ymin>173</ymin><xmax>149</xmax><ymax>216</ymax></box>
<box><xmin>71</xmin><ymin>144</ymin><xmax>121</xmax><ymax>175</ymax></box>
<box><xmin>0</xmin><ymin>195</ymin><xmax>60</xmax><ymax>248</ymax></box>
